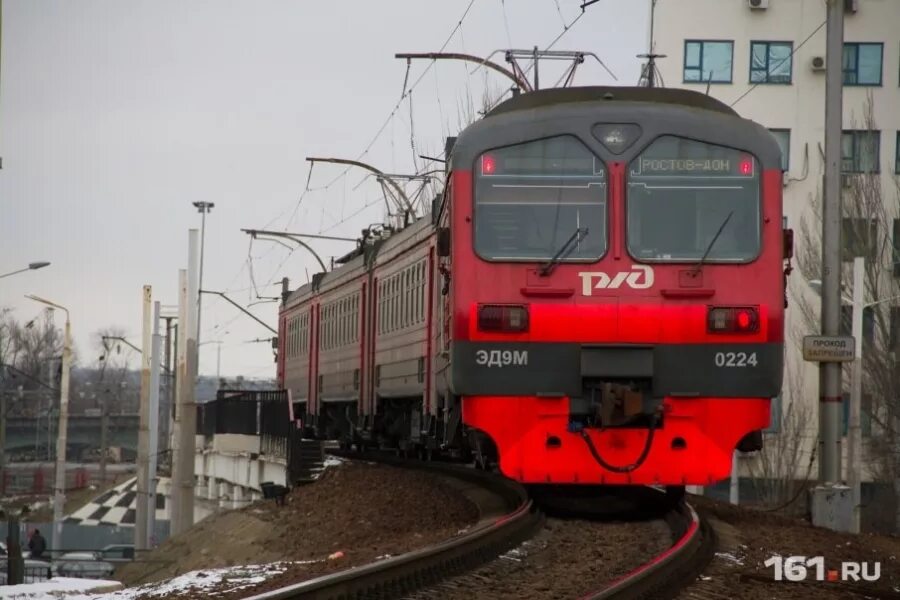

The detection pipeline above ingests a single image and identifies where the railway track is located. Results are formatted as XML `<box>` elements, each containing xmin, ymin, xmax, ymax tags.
<box><xmin>245</xmin><ymin>451</ymin><xmax>713</xmax><ymax>600</ymax></box>
<box><xmin>243</xmin><ymin>451</ymin><xmax>543</xmax><ymax>600</ymax></box>
<box><xmin>580</xmin><ymin>501</ymin><xmax>715</xmax><ymax>600</ymax></box>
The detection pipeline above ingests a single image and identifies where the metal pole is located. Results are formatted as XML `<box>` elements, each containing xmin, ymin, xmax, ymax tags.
<box><xmin>99</xmin><ymin>399</ymin><xmax>108</xmax><ymax>485</ymax></box>
<box><xmin>198</xmin><ymin>209</ymin><xmax>206</xmax><ymax>339</ymax></box>
<box><xmin>51</xmin><ymin>314</ymin><xmax>71</xmax><ymax>557</ymax></box>
<box><xmin>818</xmin><ymin>0</ymin><xmax>844</xmax><ymax>486</ymax></box>
<box><xmin>148</xmin><ymin>301</ymin><xmax>162</xmax><ymax>548</ymax></box>
<box><xmin>170</xmin><ymin>323</ymin><xmax>178</xmax><ymax>447</ymax></box>
<box><xmin>178</xmin><ymin>229</ymin><xmax>200</xmax><ymax>533</ymax></box>
<box><xmin>0</xmin><ymin>392</ymin><xmax>6</xmax><ymax>496</ymax></box>
<box><xmin>135</xmin><ymin>286</ymin><xmax>152</xmax><ymax>551</ymax></box>
<box><xmin>162</xmin><ymin>317</ymin><xmax>174</xmax><ymax>456</ymax></box>
<box><xmin>729</xmin><ymin>450</ymin><xmax>739</xmax><ymax>505</ymax></box>
<box><xmin>849</xmin><ymin>256</ymin><xmax>864</xmax><ymax>533</ymax></box>
<box><xmin>169</xmin><ymin>270</ymin><xmax>188</xmax><ymax>534</ymax></box>
<box><xmin>193</xmin><ymin>202</ymin><xmax>214</xmax><ymax>347</ymax></box>
<box><xmin>6</xmin><ymin>515</ymin><xmax>23</xmax><ymax>586</ymax></box>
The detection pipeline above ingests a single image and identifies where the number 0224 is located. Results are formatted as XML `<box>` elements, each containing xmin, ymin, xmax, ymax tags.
<box><xmin>714</xmin><ymin>351</ymin><xmax>758</xmax><ymax>368</ymax></box>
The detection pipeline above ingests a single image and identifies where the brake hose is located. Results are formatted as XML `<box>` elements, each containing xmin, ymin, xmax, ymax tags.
<box><xmin>579</xmin><ymin>417</ymin><xmax>657</xmax><ymax>474</ymax></box>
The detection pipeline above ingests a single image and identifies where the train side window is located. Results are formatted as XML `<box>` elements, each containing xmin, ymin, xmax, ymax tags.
<box><xmin>405</xmin><ymin>270</ymin><xmax>410</xmax><ymax>328</ymax></box>
<box><xmin>390</xmin><ymin>277</ymin><xmax>396</xmax><ymax>332</ymax></box>
<box><xmin>399</xmin><ymin>273</ymin><xmax>404</xmax><ymax>329</ymax></box>
<box><xmin>419</xmin><ymin>262</ymin><xmax>425</xmax><ymax>322</ymax></box>
<box><xmin>405</xmin><ymin>269</ymin><xmax>411</xmax><ymax>328</ymax></box>
<box><xmin>379</xmin><ymin>282</ymin><xmax>384</xmax><ymax>334</ymax></box>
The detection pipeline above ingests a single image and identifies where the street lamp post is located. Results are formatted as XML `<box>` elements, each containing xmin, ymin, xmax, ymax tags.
<box><xmin>25</xmin><ymin>294</ymin><xmax>71</xmax><ymax>557</ymax></box>
<box><xmin>192</xmin><ymin>202</ymin><xmax>214</xmax><ymax>345</ymax></box>
<box><xmin>0</xmin><ymin>262</ymin><xmax>50</xmax><ymax>279</ymax></box>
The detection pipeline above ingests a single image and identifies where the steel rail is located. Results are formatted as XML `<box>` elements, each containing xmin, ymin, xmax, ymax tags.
<box><xmin>580</xmin><ymin>501</ymin><xmax>715</xmax><ymax>600</ymax></box>
<box><xmin>243</xmin><ymin>452</ymin><xmax>543</xmax><ymax>600</ymax></box>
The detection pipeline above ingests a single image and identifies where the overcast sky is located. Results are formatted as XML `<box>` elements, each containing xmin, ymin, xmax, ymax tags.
<box><xmin>0</xmin><ymin>0</ymin><xmax>648</xmax><ymax>378</ymax></box>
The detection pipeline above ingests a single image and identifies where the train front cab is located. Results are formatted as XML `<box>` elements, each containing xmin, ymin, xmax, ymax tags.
<box><xmin>442</xmin><ymin>91</ymin><xmax>787</xmax><ymax>486</ymax></box>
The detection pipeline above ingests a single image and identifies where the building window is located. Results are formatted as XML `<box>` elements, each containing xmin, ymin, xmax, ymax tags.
<box><xmin>750</xmin><ymin>41</ymin><xmax>792</xmax><ymax>84</ymax></box>
<box><xmin>769</xmin><ymin>129</ymin><xmax>790</xmax><ymax>171</ymax></box>
<box><xmin>841</xmin><ymin>130</ymin><xmax>880</xmax><ymax>173</ymax></box>
<box><xmin>684</xmin><ymin>40</ymin><xmax>733</xmax><ymax>83</ymax></box>
<box><xmin>842</xmin><ymin>217</ymin><xmax>877</xmax><ymax>262</ymax></box>
<box><xmin>894</xmin><ymin>220</ymin><xmax>900</xmax><ymax>277</ymax></box>
<box><xmin>842</xmin><ymin>43</ymin><xmax>883</xmax><ymax>86</ymax></box>
<box><xmin>896</xmin><ymin>132</ymin><xmax>900</xmax><ymax>174</ymax></box>
<box><xmin>890</xmin><ymin>307</ymin><xmax>900</xmax><ymax>351</ymax></box>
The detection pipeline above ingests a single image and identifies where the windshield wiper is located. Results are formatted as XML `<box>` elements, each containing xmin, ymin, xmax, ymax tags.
<box><xmin>693</xmin><ymin>211</ymin><xmax>734</xmax><ymax>274</ymax></box>
<box><xmin>539</xmin><ymin>227</ymin><xmax>589</xmax><ymax>276</ymax></box>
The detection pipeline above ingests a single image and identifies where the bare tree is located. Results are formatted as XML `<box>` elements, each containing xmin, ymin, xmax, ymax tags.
<box><xmin>793</xmin><ymin>91</ymin><xmax>900</xmax><ymax>530</ymax></box>
<box><xmin>745</xmin><ymin>357</ymin><xmax>817</xmax><ymax>512</ymax></box>
<box><xmin>86</xmin><ymin>327</ymin><xmax>138</xmax><ymax>413</ymax></box>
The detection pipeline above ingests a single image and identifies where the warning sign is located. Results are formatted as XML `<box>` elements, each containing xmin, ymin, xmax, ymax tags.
<box><xmin>802</xmin><ymin>336</ymin><xmax>855</xmax><ymax>362</ymax></box>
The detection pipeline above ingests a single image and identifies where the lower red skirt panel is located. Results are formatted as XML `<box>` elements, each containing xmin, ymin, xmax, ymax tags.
<box><xmin>462</xmin><ymin>396</ymin><xmax>770</xmax><ymax>485</ymax></box>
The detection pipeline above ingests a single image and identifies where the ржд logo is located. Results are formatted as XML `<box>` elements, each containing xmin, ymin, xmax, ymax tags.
<box><xmin>578</xmin><ymin>265</ymin><xmax>654</xmax><ymax>295</ymax></box>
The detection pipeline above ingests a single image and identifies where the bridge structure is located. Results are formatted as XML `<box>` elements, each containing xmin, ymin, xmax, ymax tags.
<box><xmin>4</xmin><ymin>413</ymin><xmax>139</xmax><ymax>461</ymax></box>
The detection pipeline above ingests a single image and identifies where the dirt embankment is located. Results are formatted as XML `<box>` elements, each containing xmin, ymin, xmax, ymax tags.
<box><xmin>115</xmin><ymin>461</ymin><xmax>479</xmax><ymax>597</ymax></box>
<box><xmin>680</xmin><ymin>495</ymin><xmax>900</xmax><ymax>599</ymax></box>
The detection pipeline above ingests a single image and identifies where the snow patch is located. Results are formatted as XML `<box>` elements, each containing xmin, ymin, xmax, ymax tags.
<box><xmin>54</xmin><ymin>562</ymin><xmax>315</xmax><ymax>599</ymax></box>
<box><xmin>715</xmin><ymin>551</ymin><xmax>745</xmax><ymax>566</ymax></box>
<box><xmin>323</xmin><ymin>456</ymin><xmax>344</xmax><ymax>468</ymax></box>
<box><xmin>0</xmin><ymin>577</ymin><xmax>121</xmax><ymax>599</ymax></box>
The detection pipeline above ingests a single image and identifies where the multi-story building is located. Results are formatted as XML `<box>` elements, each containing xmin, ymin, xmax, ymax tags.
<box><xmin>652</xmin><ymin>0</ymin><xmax>900</xmax><ymax>515</ymax></box>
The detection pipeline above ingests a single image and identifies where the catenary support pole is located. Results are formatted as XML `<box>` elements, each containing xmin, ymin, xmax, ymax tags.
<box><xmin>811</xmin><ymin>0</ymin><xmax>847</xmax><ymax>532</ymax></box>
<box><xmin>162</xmin><ymin>316</ymin><xmax>174</xmax><ymax>456</ymax></box>
<box><xmin>174</xmin><ymin>230</ymin><xmax>199</xmax><ymax>534</ymax></box>
<box><xmin>148</xmin><ymin>301</ymin><xmax>162</xmax><ymax>547</ymax></box>
<box><xmin>169</xmin><ymin>269</ymin><xmax>188</xmax><ymax>534</ymax></box>
<box><xmin>817</xmin><ymin>0</ymin><xmax>844</xmax><ymax>486</ymax></box>
<box><xmin>135</xmin><ymin>286</ymin><xmax>152</xmax><ymax>551</ymax></box>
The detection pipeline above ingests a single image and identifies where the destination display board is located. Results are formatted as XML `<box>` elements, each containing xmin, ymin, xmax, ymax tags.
<box><xmin>630</xmin><ymin>136</ymin><xmax>756</xmax><ymax>178</ymax></box>
<box><xmin>479</xmin><ymin>135</ymin><xmax>606</xmax><ymax>178</ymax></box>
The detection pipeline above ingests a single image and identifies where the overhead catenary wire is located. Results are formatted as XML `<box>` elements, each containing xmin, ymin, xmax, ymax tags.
<box><xmin>483</xmin><ymin>6</ymin><xmax>593</xmax><ymax>113</ymax></box>
<box><xmin>316</xmin><ymin>0</ymin><xmax>478</xmax><ymax>192</ymax></box>
<box><xmin>499</xmin><ymin>0</ymin><xmax>513</xmax><ymax>49</ymax></box>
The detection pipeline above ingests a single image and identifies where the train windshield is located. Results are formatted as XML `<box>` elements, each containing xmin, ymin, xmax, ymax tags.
<box><xmin>626</xmin><ymin>136</ymin><xmax>761</xmax><ymax>262</ymax></box>
<box><xmin>474</xmin><ymin>135</ymin><xmax>607</xmax><ymax>261</ymax></box>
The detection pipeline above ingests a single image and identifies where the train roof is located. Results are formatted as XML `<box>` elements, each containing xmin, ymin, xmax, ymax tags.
<box><xmin>282</xmin><ymin>214</ymin><xmax>433</xmax><ymax>309</ymax></box>
<box><xmin>450</xmin><ymin>85</ymin><xmax>781</xmax><ymax>171</ymax></box>
<box><xmin>486</xmin><ymin>86</ymin><xmax>738</xmax><ymax>118</ymax></box>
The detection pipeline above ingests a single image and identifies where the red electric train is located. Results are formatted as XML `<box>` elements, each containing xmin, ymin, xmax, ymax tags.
<box><xmin>277</xmin><ymin>86</ymin><xmax>791</xmax><ymax>487</ymax></box>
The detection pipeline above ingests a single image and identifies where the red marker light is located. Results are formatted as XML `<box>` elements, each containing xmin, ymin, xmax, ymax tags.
<box><xmin>739</xmin><ymin>157</ymin><xmax>753</xmax><ymax>175</ymax></box>
<box><xmin>736</xmin><ymin>310</ymin><xmax>752</xmax><ymax>330</ymax></box>
<box><xmin>482</xmin><ymin>155</ymin><xmax>496</xmax><ymax>175</ymax></box>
